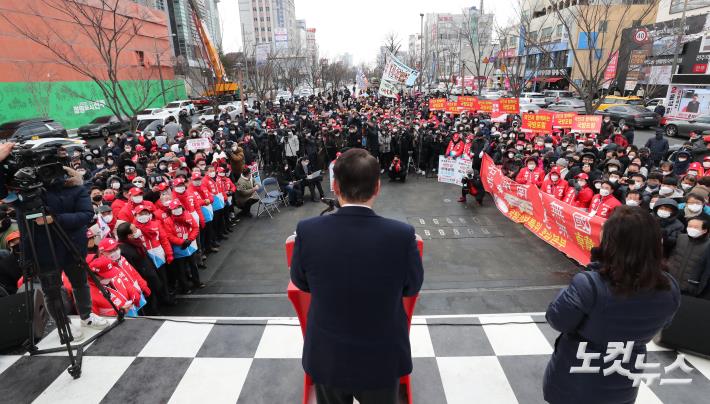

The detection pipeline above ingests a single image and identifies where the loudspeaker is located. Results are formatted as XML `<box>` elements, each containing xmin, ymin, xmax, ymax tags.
<box><xmin>657</xmin><ymin>295</ymin><xmax>710</xmax><ymax>358</ymax></box>
<box><xmin>0</xmin><ymin>290</ymin><xmax>47</xmax><ymax>351</ymax></box>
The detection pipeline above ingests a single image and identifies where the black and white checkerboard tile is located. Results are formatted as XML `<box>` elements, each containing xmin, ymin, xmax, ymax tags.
<box><xmin>1</xmin><ymin>313</ymin><xmax>709</xmax><ymax>404</ymax></box>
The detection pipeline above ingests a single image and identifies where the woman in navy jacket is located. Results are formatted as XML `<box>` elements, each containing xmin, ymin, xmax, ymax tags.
<box><xmin>543</xmin><ymin>206</ymin><xmax>681</xmax><ymax>404</ymax></box>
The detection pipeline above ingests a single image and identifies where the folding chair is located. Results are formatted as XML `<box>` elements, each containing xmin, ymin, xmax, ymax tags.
<box><xmin>263</xmin><ymin>177</ymin><xmax>288</xmax><ymax>207</ymax></box>
<box><xmin>255</xmin><ymin>184</ymin><xmax>280</xmax><ymax>218</ymax></box>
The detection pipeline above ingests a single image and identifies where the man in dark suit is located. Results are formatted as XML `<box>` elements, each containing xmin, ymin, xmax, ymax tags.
<box><xmin>290</xmin><ymin>148</ymin><xmax>424</xmax><ymax>404</ymax></box>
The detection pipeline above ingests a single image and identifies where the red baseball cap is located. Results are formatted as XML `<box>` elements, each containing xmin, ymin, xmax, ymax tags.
<box><xmin>155</xmin><ymin>182</ymin><xmax>170</xmax><ymax>192</ymax></box>
<box><xmin>90</xmin><ymin>257</ymin><xmax>119</xmax><ymax>278</ymax></box>
<box><xmin>128</xmin><ymin>187</ymin><xmax>143</xmax><ymax>196</ymax></box>
<box><xmin>132</xmin><ymin>204</ymin><xmax>151</xmax><ymax>214</ymax></box>
<box><xmin>173</xmin><ymin>177</ymin><xmax>186</xmax><ymax>186</ymax></box>
<box><xmin>168</xmin><ymin>199</ymin><xmax>183</xmax><ymax>210</ymax></box>
<box><xmin>191</xmin><ymin>172</ymin><xmax>202</xmax><ymax>180</ymax></box>
<box><xmin>576</xmin><ymin>173</ymin><xmax>589</xmax><ymax>180</ymax></box>
<box><xmin>98</xmin><ymin>238</ymin><xmax>119</xmax><ymax>253</ymax></box>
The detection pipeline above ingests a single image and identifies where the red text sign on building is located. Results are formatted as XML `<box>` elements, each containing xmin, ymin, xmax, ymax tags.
<box><xmin>572</xmin><ymin>115</ymin><xmax>602</xmax><ymax>133</ymax></box>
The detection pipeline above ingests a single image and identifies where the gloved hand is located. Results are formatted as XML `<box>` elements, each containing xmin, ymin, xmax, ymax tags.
<box><xmin>180</xmin><ymin>240</ymin><xmax>191</xmax><ymax>249</ymax></box>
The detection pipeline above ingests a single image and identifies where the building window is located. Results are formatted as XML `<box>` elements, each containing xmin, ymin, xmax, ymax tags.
<box><xmin>598</xmin><ymin>20</ymin><xmax>608</xmax><ymax>33</ymax></box>
<box><xmin>267</xmin><ymin>27</ymin><xmax>271</xmax><ymax>31</ymax></box>
<box><xmin>135</xmin><ymin>51</ymin><xmax>145</xmax><ymax>67</ymax></box>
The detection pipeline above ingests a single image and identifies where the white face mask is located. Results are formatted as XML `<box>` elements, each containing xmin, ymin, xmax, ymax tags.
<box><xmin>599</xmin><ymin>189</ymin><xmax>610</xmax><ymax>197</ymax></box>
<box><xmin>704</xmin><ymin>162</ymin><xmax>710</xmax><ymax>169</ymax></box>
<box><xmin>101</xmin><ymin>214</ymin><xmax>113</xmax><ymax>223</ymax></box>
<box><xmin>688</xmin><ymin>171</ymin><xmax>698</xmax><ymax>177</ymax></box>
<box><xmin>527</xmin><ymin>164</ymin><xmax>536</xmax><ymax>170</ymax></box>
<box><xmin>594</xmin><ymin>183</ymin><xmax>602</xmax><ymax>190</ymax></box>
<box><xmin>111</xmin><ymin>182</ymin><xmax>121</xmax><ymax>190</ymax></box>
<box><xmin>649</xmin><ymin>201</ymin><xmax>656</xmax><ymax>209</ymax></box>
<box><xmin>578</xmin><ymin>181</ymin><xmax>587</xmax><ymax>187</ymax></box>
<box><xmin>131</xmin><ymin>196</ymin><xmax>143</xmax><ymax>204</ymax></box>
<box><xmin>193</xmin><ymin>181</ymin><xmax>202</xmax><ymax>187</ymax></box>
<box><xmin>681</xmin><ymin>183</ymin><xmax>692</xmax><ymax>191</ymax></box>
<box><xmin>687</xmin><ymin>228</ymin><xmax>705</xmax><ymax>238</ymax></box>
<box><xmin>208</xmin><ymin>172</ymin><xmax>216</xmax><ymax>178</ymax></box>
<box><xmin>688</xmin><ymin>203</ymin><xmax>703</xmax><ymax>214</ymax></box>
<box><xmin>609</xmin><ymin>177</ymin><xmax>619</xmax><ymax>184</ymax></box>
<box><xmin>545</xmin><ymin>143</ymin><xmax>553</xmax><ymax>148</ymax></box>
<box><xmin>657</xmin><ymin>209</ymin><xmax>671</xmax><ymax>219</ymax></box>
<box><xmin>662</xmin><ymin>171</ymin><xmax>671</xmax><ymax>176</ymax></box>
<box><xmin>660</xmin><ymin>186</ymin><xmax>673</xmax><ymax>196</ymax></box>
<box><xmin>172</xmin><ymin>208</ymin><xmax>183</xmax><ymax>216</ymax></box>
<box><xmin>175</xmin><ymin>186</ymin><xmax>186</xmax><ymax>194</ymax></box>
<box><xmin>108</xmin><ymin>250</ymin><xmax>121</xmax><ymax>261</ymax></box>
<box><xmin>550</xmin><ymin>175</ymin><xmax>559</xmax><ymax>182</ymax></box>
<box><xmin>136</xmin><ymin>214</ymin><xmax>151</xmax><ymax>224</ymax></box>
<box><xmin>626</xmin><ymin>199</ymin><xmax>640</xmax><ymax>207</ymax></box>
<box><xmin>608</xmin><ymin>166</ymin><xmax>618</xmax><ymax>173</ymax></box>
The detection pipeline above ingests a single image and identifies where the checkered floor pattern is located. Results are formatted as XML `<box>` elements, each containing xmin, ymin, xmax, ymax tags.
<box><xmin>1</xmin><ymin>313</ymin><xmax>709</xmax><ymax>404</ymax></box>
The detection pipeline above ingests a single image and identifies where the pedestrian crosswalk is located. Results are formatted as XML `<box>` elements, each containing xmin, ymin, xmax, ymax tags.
<box><xmin>1</xmin><ymin>313</ymin><xmax>709</xmax><ymax>404</ymax></box>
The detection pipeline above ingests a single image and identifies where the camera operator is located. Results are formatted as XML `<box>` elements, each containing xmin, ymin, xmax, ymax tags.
<box><xmin>0</xmin><ymin>143</ymin><xmax>109</xmax><ymax>340</ymax></box>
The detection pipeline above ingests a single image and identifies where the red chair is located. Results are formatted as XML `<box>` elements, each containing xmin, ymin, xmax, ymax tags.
<box><xmin>285</xmin><ymin>234</ymin><xmax>424</xmax><ymax>404</ymax></box>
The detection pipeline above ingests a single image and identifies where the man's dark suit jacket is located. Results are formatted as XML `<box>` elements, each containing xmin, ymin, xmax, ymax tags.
<box><xmin>290</xmin><ymin>205</ymin><xmax>424</xmax><ymax>391</ymax></box>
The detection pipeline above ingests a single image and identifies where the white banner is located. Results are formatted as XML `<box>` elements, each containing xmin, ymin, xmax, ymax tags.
<box><xmin>382</xmin><ymin>52</ymin><xmax>419</xmax><ymax>87</ymax></box>
<box><xmin>378</xmin><ymin>78</ymin><xmax>399</xmax><ymax>98</ymax></box>
<box><xmin>186</xmin><ymin>138</ymin><xmax>212</xmax><ymax>152</ymax></box>
<box><xmin>437</xmin><ymin>156</ymin><xmax>472</xmax><ymax>185</ymax></box>
<box><xmin>256</xmin><ymin>43</ymin><xmax>270</xmax><ymax>66</ymax></box>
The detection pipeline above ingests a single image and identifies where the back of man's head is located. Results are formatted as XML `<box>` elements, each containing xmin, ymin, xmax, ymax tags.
<box><xmin>334</xmin><ymin>149</ymin><xmax>379</xmax><ymax>203</ymax></box>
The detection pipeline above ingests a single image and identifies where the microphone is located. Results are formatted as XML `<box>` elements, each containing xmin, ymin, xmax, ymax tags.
<box><xmin>319</xmin><ymin>197</ymin><xmax>339</xmax><ymax>215</ymax></box>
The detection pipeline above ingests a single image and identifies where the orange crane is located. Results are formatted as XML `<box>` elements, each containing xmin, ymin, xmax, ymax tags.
<box><xmin>187</xmin><ymin>0</ymin><xmax>238</xmax><ymax>96</ymax></box>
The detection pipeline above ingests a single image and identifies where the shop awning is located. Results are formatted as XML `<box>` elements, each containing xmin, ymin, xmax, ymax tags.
<box><xmin>546</xmin><ymin>77</ymin><xmax>563</xmax><ymax>83</ymax></box>
<box><xmin>532</xmin><ymin>76</ymin><xmax>564</xmax><ymax>83</ymax></box>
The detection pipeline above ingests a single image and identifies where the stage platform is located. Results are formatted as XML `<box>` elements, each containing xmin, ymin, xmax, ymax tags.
<box><xmin>1</xmin><ymin>314</ymin><xmax>709</xmax><ymax>404</ymax></box>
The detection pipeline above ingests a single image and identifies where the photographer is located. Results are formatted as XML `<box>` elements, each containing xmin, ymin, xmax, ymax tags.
<box><xmin>0</xmin><ymin>143</ymin><xmax>108</xmax><ymax>339</ymax></box>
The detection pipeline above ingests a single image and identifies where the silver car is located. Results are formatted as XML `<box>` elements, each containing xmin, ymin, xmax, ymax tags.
<box><xmin>665</xmin><ymin>115</ymin><xmax>710</xmax><ymax>138</ymax></box>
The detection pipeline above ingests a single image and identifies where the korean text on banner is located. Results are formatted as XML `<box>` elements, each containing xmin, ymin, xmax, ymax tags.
<box><xmin>382</xmin><ymin>52</ymin><xmax>420</xmax><ymax>87</ymax></box>
<box><xmin>445</xmin><ymin>100</ymin><xmax>460</xmax><ymax>115</ymax></box>
<box><xmin>480</xmin><ymin>154</ymin><xmax>603</xmax><ymax>265</ymax></box>
<box><xmin>378</xmin><ymin>79</ymin><xmax>399</xmax><ymax>98</ymax></box>
<box><xmin>552</xmin><ymin>112</ymin><xmax>577</xmax><ymax>128</ymax></box>
<box><xmin>429</xmin><ymin>98</ymin><xmax>446</xmax><ymax>111</ymax></box>
<box><xmin>478</xmin><ymin>99</ymin><xmax>497</xmax><ymax>113</ymax></box>
<box><xmin>499</xmin><ymin>98</ymin><xmax>520</xmax><ymax>114</ymax></box>
<box><xmin>521</xmin><ymin>113</ymin><xmax>553</xmax><ymax>132</ymax></box>
<box><xmin>437</xmin><ymin>155</ymin><xmax>472</xmax><ymax>185</ymax></box>
<box><xmin>186</xmin><ymin>138</ymin><xmax>212</xmax><ymax>152</ymax></box>
<box><xmin>572</xmin><ymin>115</ymin><xmax>603</xmax><ymax>133</ymax></box>
<box><xmin>457</xmin><ymin>96</ymin><xmax>479</xmax><ymax>112</ymax></box>
<box><xmin>255</xmin><ymin>44</ymin><xmax>270</xmax><ymax>67</ymax></box>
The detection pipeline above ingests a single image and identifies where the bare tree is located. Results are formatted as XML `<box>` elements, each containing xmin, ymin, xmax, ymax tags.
<box><xmin>461</xmin><ymin>8</ymin><xmax>497</xmax><ymax>93</ymax></box>
<box><xmin>273</xmin><ymin>47</ymin><xmax>306</xmax><ymax>95</ymax></box>
<box><xmin>495</xmin><ymin>20</ymin><xmax>540</xmax><ymax>97</ymax></box>
<box><xmin>2</xmin><ymin>0</ymin><xmax>180</xmax><ymax>129</ymax></box>
<box><xmin>384</xmin><ymin>32</ymin><xmax>403</xmax><ymax>58</ymax></box>
<box><xmin>17</xmin><ymin>62</ymin><xmax>57</xmax><ymax>118</ymax></box>
<box><xmin>521</xmin><ymin>0</ymin><xmax>658</xmax><ymax>113</ymax></box>
<box><xmin>302</xmin><ymin>54</ymin><xmax>322</xmax><ymax>93</ymax></box>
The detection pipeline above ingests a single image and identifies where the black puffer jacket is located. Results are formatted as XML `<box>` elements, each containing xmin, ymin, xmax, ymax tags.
<box><xmin>667</xmin><ymin>234</ymin><xmax>710</xmax><ymax>293</ymax></box>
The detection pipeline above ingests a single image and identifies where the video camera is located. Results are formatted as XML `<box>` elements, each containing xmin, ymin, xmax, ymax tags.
<box><xmin>2</xmin><ymin>144</ymin><xmax>66</xmax><ymax>211</ymax></box>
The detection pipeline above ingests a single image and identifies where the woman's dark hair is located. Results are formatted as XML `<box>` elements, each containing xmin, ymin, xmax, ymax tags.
<box><xmin>116</xmin><ymin>222</ymin><xmax>133</xmax><ymax>241</ymax></box>
<box><xmin>598</xmin><ymin>206</ymin><xmax>670</xmax><ymax>296</ymax></box>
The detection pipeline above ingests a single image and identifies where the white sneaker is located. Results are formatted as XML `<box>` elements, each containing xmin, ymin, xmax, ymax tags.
<box><xmin>81</xmin><ymin>313</ymin><xmax>109</xmax><ymax>330</ymax></box>
<box><xmin>69</xmin><ymin>321</ymin><xmax>85</xmax><ymax>342</ymax></box>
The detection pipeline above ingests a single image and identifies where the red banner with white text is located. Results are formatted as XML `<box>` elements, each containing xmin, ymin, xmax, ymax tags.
<box><xmin>481</xmin><ymin>154</ymin><xmax>604</xmax><ymax>265</ymax></box>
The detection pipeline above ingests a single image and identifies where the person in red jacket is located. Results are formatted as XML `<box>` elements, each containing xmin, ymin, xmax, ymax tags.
<box><xmin>163</xmin><ymin>199</ymin><xmax>204</xmax><ymax>293</ymax></box>
<box><xmin>589</xmin><ymin>180</ymin><xmax>622</xmax><ymax>218</ymax></box>
<box><xmin>515</xmin><ymin>157</ymin><xmax>545</xmax><ymax>187</ymax></box>
<box><xmin>190</xmin><ymin>172</ymin><xmax>218</xmax><ymax>253</ymax></box>
<box><xmin>202</xmin><ymin>165</ymin><xmax>227</xmax><ymax>241</ymax></box>
<box><xmin>462</xmin><ymin>134</ymin><xmax>475</xmax><ymax>159</ymax></box>
<box><xmin>97</xmin><ymin>204</ymin><xmax>117</xmax><ymax>237</ymax></box>
<box><xmin>116</xmin><ymin>187</ymin><xmax>156</xmax><ymax>223</ymax></box>
<box><xmin>445</xmin><ymin>133</ymin><xmax>464</xmax><ymax>158</ymax></box>
<box><xmin>110</xmin><ymin>184</ymin><xmax>131</xmax><ymax>218</ymax></box>
<box><xmin>541</xmin><ymin>167</ymin><xmax>569</xmax><ymax>200</ymax></box>
<box><xmin>173</xmin><ymin>177</ymin><xmax>205</xmax><ymax>228</ymax></box>
<box><xmin>216</xmin><ymin>166</ymin><xmax>236</xmax><ymax>233</ymax></box>
<box><xmin>132</xmin><ymin>204</ymin><xmax>174</xmax><ymax>268</ymax></box>
<box><xmin>566</xmin><ymin>173</ymin><xmax>594</xmax><ymax>210</ymax></box>
<box><xmin>152</xmin><ymin>182</ymin><xmax>172</xmax><ymax>222</ymax></box>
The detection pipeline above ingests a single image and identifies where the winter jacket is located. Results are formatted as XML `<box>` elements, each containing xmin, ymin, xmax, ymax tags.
<box><xmin>589</xmin><ymin>194</ymin><xmax>621</xmax><ymax>218</ymax></box>
<box><xmin>644</xmin><ymin>135</ymin><xmax>669</xmax><ymax>163</ymax></box>
<box><xmin>515</xmin><ymin>167</ymin><xmax>545</xmax><ymax>187</ymax></box>
<box><xmin>163</xmin><ymin>212</ymin><xmax>199</xmax><ymax>246</ymax></box>
<box><xmin>543</xmin><ymin>269</ymin><xmax>680</xmax><ymax>404</ymax></box>
<box><xmin>89</xmin><ymin>256</ymin><xmax>150</xmax><ymax>317</ymax></box>
<box><xmin>667</xmin><ymin>234</ymin><xmax>710</xmax><ymax>293</ymax></box>
<box><xmin>117</xmin><ymin>200</ymin><xmax>156</xmax><ymax>223</ymax></box>
<box><xmin>133</xmin><ymin>219</ymin><xmax>173</xmax><ymax>265</ymax></box>
<box><xmin>541</xmin><ymin>178</ymin><xmax>570</xmax><ymax>201</ymax></box>
<box><xmin>174</xmin><ymin>189</ymin><xmax>206</xmax><ymax>228</ymax></box>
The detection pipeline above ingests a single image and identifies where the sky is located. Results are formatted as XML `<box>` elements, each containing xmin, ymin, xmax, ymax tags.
<box><xmin>218</xmin><ymin>0</ymin><xmax>517</xmax><ymax>66</ymax></box>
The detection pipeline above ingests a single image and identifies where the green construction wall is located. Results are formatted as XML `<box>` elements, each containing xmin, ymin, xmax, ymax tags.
<box><xmin>0</xmin><ymin>79</ymin><xmax>187</xmax><ymax>130</ymax></box>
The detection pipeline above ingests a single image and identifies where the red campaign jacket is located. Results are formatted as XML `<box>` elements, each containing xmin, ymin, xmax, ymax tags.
<box><xmin>133</xmin><ymin>219</ymin><xmax>174</xmax><ymax>264</ymax></box>
<box><xmin>163</xmin><ymin>212</ymin><xmax>199</xmax><ymax>246</ymax></box>
<box><xmin>541</xmin><ymin>178</ymin><xmax>569</xmax><ymax>200</ymax></box>
<box><xmin>117</xmin><ymin>200</ymin><xmax>156</xmax><ymax>223</ymax></box>
<box><xmin>589</xmin><ymin>194</ymin><xmax>621</xmax><ymax>218</ymax></box>
<box><xmin>218</xmin><ymin>176</ymin><xmax>236</xmax><ymax>199</ymax></box>
<box><xmin>174</xmin><ymin>189</ymin><xmax>205</xmax><ymax>228</ymax></box>
<box><xmin>201</xmin><ymin>175</ymin><xmax>219</xmax><ymax>196</ymax></box>
<box><xmin>111</xmin><ymin>199</ymin><xmax>127</xmax><ymax>218</ymax></box>
<box><xmin>573</xmin><ymin>187</ymin><xmax>594</xmax><ymax>210</ymax></box>
<box><xmin>445</xmin><ymin>139</ymin><xmax>464</xmax><ymax>158</ymax></box>
<box><xmin>152</xmin><ymin>199</ymin><xmax>171</xmax><ymax>222</ymax></box>
<box><xmin>190</xmin><ymin>184</ymin><xmax>212</xmax><ymax>206</ymax></box>
<box><xmin>88</xmin><ymin>256</ymin><xmax>148</xmax><ymax>317</ymax></box>
<box><xmin>515</xmin><ymin>167</ymin><xmax>545</xmax><ymax>187</ymax></box>
<box><xmin>462</xmin><ymin>142</ymin><xmax>475</xmax><ymax>159</ymax></box>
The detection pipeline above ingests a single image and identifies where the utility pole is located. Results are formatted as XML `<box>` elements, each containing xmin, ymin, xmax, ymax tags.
<box><xmin>420</xmin><ymin>13</ymin><xmax>424</xmax><ymax>92</ymax></box>
<box><xmin>669</xmin><ymin>0</ymin><xmax>689</xmax><ymax>80</ymax></box>
<box><xmin>156</xmin><ymin>50</ymin><xmax>167</xmax><ymax>105</ymax></box>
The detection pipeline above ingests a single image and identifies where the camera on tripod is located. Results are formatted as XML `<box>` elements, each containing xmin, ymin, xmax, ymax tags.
<box><xmin>2</xmin><ymin>144</ymin><xmax>66</xmax><ymax>212</ymax></box>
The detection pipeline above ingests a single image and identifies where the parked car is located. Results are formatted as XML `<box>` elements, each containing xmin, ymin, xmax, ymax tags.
<box><xmin>546</xmin><ymin>99</ymin><xmax>587</xmax><ymax>113</ymax></box>
<box><xmin>0</xmin><ymin>118</ymin><xmax>68</xmax><ymax>141</ymax></box>
<box><xmin>519</xmin><ymin>102</ymin><xmax>541</xmax><ymax>113</ymax></box>
<box><xmin>645</xmin><ymin>98</ymin><xmax>667</xmax><ymax>112</ymax></box>
<box><xmin>275</xmin><ymin>90</ymin><xmax>293</xmax><ymax>101</ymax></box>
<box><xmin>451</xmin><ymin>85</ymin><xmax>463</xmax><ymax>95</ymax></box>
<box><xmin>595</xmin><ymin>105</ymin><xmax>660</xmax><ymax>128</ymax></box>
<box><xmin>520</xmin><ymin>92</ymin><xmax>548</xmax><ymax>107</ymax></box>
<box><xmin>543</xmin><ymin>90</ymin><xmax>575</xmax><ymax>105</ymax></box>
<box><xmin>163</xmin><ymin>100</ymin><xmax>196</xmax><ymax>115</ymax></box>
<box><xmin>135</xmin><ymin>114</ymin><xmax>173</xmax><ymax>135</ymax></box>
<box><xmin>596</xmin><ymin>95</ymin><xmax>644</xmax><ymax>111</ymax></box>
<box><xmin>23</xmin><ymin>137</ymin><xmax>87</xmax><ymax>154</ymax></box>
<box><xmin>77</xmin><ymin>115</ymin><xmax>129</xmax><ymax>138</ymax></box>
<box><xmin>664</xmin><ymin>115</ymin><xmax>710</xmax><ymax>138</ymax></box>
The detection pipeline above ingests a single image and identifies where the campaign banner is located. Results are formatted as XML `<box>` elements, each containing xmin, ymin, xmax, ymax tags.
<box><xmin>378</xmin><ymin>78</ymin><xmax>399</xmax><ymax>98</ymax></box>
<box><xmin>521</xmin><ymin>113</ymin><xmax>553</xmax><ymax>132</ymax></box>
<box><xmin>478</xmin><ymin>99</ymin><xmax>497</xmax><ymax>113</ymax></box>
<box><xmin>382</xmin><ymin>52</ymin><xmax>419</xmax><ymax>87</ymax></box>
<box><xmin>255</xmin><ymin>43</ymin><xmax>270</xmax><ymax>66</ymax></box>
<box><xmin>572</xmin><ymin>115</ymin><xmax>602</xmax><ymax>133</ymax></box>
<box><xmin>481</xmin><ymin>154</ymin><xmax>603</xmax><ymax>265</ymax></box>
<box><xmin>457</xmin><ymin>96</ymin><xmax>479</xmax><ymax>112</ymax></box>
<box><xmin>444</xmin><ymin>100</ymin><xmax>460</xmax><ymax>115</ymax></box>
<box><xmin>499</xmin><ymin>98</ymin><xmax>520</xmax><ymax>114</ymax></box>
<box><xmin>552</xmin><ymin>112</ymin><xmax>577</xmax><ymax>128</ymax></box>
<box><xmin>186</xmin><ymin>138</ymin><xmax>212</xmax><ymax>152</ymax></box>
<box><xmin>437</xmin><ymin>155</ymin><xmax>472</xmax><ymax>185</ymax></box>
<box><xmin>429</xmin><ymin>98</ymin><xmax>446</xmax><ymax>111</ymax></box>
